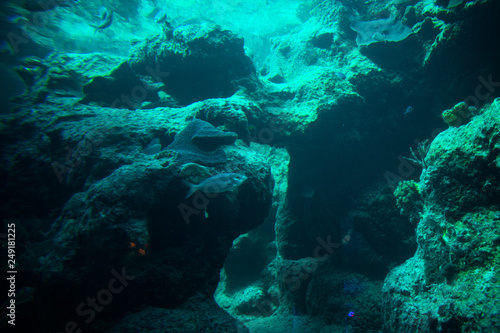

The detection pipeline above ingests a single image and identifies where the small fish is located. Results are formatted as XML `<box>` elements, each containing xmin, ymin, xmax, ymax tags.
<box><xmin>183</xmin><ymin>173</ymin><xmax>247</xmax><ymax>199</ymax></box>
<box><xmin>404</xmin><ymin>106</ymin><xmax>413</xmax><ymax>115</ymax></box>
<box><xmin>92</xmin><ymin>6</ymin><xmax>113</xmax><ymax>35</ymax></box>
<box><xmin>154</xmin><ymin>9</ymin><xmax>168</xmax><ymax>24</ymax></box>
<box><xmin>335</xmin><ymin>72</ymin><xmax>346</xmax><ymax>80</ymax></box>
<box><xmin>342</xmin><ymin>228</ymin><xmax>353</xmax><ymax>245</ymax></box>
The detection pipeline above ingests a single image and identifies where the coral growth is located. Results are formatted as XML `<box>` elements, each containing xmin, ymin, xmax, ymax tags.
<box><xmin>394</xmin><ymin>180</ymin><xmax>423</xmax><ymax>223</ymax></box>
<box><xmin>383</xmin><ymin>98</ymin><xmax>500</xmax><ymax>332</ymax></box>
<box><xmin>441</xmin><ymin>102</ymin><xmax>477</xmax><ymax>127</ymax></box>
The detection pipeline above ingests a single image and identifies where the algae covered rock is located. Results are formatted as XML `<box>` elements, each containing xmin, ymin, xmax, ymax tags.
<box><xmin>11</xmin><ymin>52</ymin><xmax>124</xmax><ymax>105</ymax></box>
<box><xmin>394</xmin><ymin>179</ymin><xmax>423</xmax><ymax>223</ymax></box>
<box><xmin>382</xmin><ymin>98</ymin><xmax>500</xmax><ymax>332</ymax></box>
<box><xmin>32</xmin><ymin>138</ymin><xmax>273</xmax><ymax>331</ymax></box>
<box><xmin>129</xmin><ymin>23</ymin><xmax>256</xmax><ymax>105</ymax></box>
<box><xmin>424</xmin><ymin>99</ymin><xmax>500</xmax><ymax>213</ymax></box>
<box><xmin>81</xmin><ymin>61</ymin><xmax>161</xmax><ymax>109</ymax></box>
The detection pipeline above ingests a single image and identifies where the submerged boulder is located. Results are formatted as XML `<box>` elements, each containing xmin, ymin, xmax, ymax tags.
<box><xmin>129</xmin><ymin>23</ymin><xmax>256</xmax><ymax>106</ymax></box>
<box><xmin>382</xmin><ymin>98</ymin><xmax>500</xmax><ymax>332</ymax></box>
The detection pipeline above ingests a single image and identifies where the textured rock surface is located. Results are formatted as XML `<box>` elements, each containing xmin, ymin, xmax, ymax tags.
<box><xmin>1</xmin><ymin>63</ymin><xmax>273</xmax><ymax>332</ymax></box>
<box><xmin>129</xmin><ymin>23</ymin><xmax>257</xmax><ymax>106</ymax></box>
<box><xmin>382</xmin><ymin>99</ymin><xmax>500</xmax><ymax>332</ymax></box>
<box><xmin>81</xmin><ymin>61</ymin><xmax>160</xmax><ymax>108</ymax></box>
<box><xmin>10</xmin><ymin>112</ymin><xmax>273</xmax><ymax>331</ymax></box>
<box><xmin>11</xmin><ymin>52</ymin><xmax>125</xmax><ymax>105</ymax></box>
<box><xmin>103</xmin><ymin>299</ymin><xmax>250</xmax><ymax>333</ymax></box>
<box><xmin>215</xmin><ymin>1</ymin><xmax>500</xmax><ymax>331</ymax></box>
<box><xmin>3</xmin><ymin>0</ymin><xmax>500</xmax><ymax>332</ymax></box>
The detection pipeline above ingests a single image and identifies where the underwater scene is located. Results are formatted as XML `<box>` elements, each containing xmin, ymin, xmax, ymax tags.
<box><xmin>1</xmin><ymin>0</ymin><xmax>500</xmax><ymax>332</ymax></box>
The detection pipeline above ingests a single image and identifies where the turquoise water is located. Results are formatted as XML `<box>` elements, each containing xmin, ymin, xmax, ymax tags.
<box><xmin>1</xmin><ymin>1</ymin><xmax>500</xmax><ymax>332</ymax></box>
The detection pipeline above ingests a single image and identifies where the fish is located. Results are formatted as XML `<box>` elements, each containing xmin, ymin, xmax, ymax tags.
<box><xmin>404</xmin><ymin>106</ymin><xmax>413</xmax><ymax>115</ymax></box>
<box><xmin>342</xmin><ymin>228</ymin><xmax>353</xmax><ymax>245</ymax></box>
<box><xmin>335</xmin><ymin>72</ymin><xmax>346</xmax><ymax>80</ymax></box>
<box><xmin>91</xmin><ymin>6</ymin><xmax>113</xmax><ymax>35</ymax></box>
<box><xmin>154</xmin><ymin>9</ymin><xmax>168</xmax><ymax>24</ymax></box>
<box><xmin>183</xmin><ymin>173</ymin><xmax>248</xmax><ymax>199</ymax></box>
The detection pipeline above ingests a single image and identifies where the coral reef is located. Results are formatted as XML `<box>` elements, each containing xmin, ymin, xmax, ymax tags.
<box><xmin>382</xmin><ymin>98</ymin><xmax>500</xmax><ymax>332</ymax></box>
<box><xmin>394</xmin><ymin>179</ymin><xmax>423</xmax><ymax>223</ymax></box>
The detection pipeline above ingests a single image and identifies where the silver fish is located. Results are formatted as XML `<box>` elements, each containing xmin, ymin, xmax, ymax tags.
<box><xmin>92</xmin><ymin>6</ymin><xmax>113</xmax><ymax>35</ymax></box>
<box><xmin>335</xmin><ymin>72</ymin><xmax>346</xmax><ymax>80</ymax></box>
<box><xmin>154</xmin><ymin>9</ymin><xmax>168</xmax><ymax>24</ymax></box>
<box><xmin>183</xmin><ymin>173</ymin><xmax>247</xmax><ymax>199</ymax></box>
